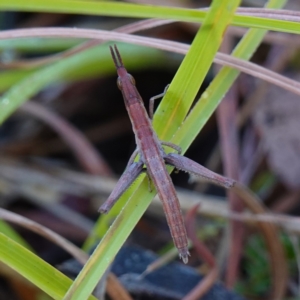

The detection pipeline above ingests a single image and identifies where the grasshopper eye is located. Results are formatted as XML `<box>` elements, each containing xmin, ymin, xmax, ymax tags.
<box><xmin>128</xmin><ymin>74</ymin><xmax>136</xmax><ymax>85</ymax></box>
<box><xmin>117</xmin><ymin>77</ymin><xmax>122</xmax><ymax>89</ymax></box>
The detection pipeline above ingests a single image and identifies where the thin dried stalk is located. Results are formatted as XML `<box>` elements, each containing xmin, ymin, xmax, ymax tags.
<box><xmin>0</xmin><ymin>207</ymin><xmax>88</xmax><ymax>264</ymax></box>
<box><xmin>217</xmin><ymin>84</ymin><xmax>244</xmax><ymax>287</ymax></box>
<box><xmin>0</xmin><ymin>19</ymin><xmax>173</xmax><ymax>69</ymax></box>
<box><xmin>183</xmin><ymin>268</ymin><xmax>218</xmax><ymax>300</ymax></box>
<box><xmin>0</xmin><ymin>157</ymin><xmax>299</xmax><ymax>234</ymax></box>
<box><xmin>0</xmin><ymin>182</ymin><xmax>132</xmax><ymax>300</ymax></box>
<box><xmin>232</xmin><ymin>183</ymin><xmax>288</xmax><ymax>300</ymax></box>
<box><xmin>183</xmin><ymin>204</ymin><xmax>218</xmax><ymax>300</ymax></box>
<box><xmin>0</xmin><ymin>28</ymin><xmax>299</xmax><ymax>98</ymax></box>
<box><xmin>20</xmin><ymin>101</ymin><xmax>113</xmax><ymax>176</ymax></box>
<box><xmin>237</xmin><ymin>45</ymin><xmax>297</xmax><ymax>127</ymax></box>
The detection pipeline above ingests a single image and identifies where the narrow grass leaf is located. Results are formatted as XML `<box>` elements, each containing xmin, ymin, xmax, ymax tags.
<box><xmin>0</xmin><ymin>232</ymin><xmax>96</xmax><ymax>300</ymax></box>
<box><xmin>1</xmin><ymin>0</ymin><xmax>299</xmax><ymax>34</ymax></box>
<box><xmin>172</xmin><ymin>0</ymin><xmax>288</xmax><ymax>152</ymax></box>
<box><xmin>0</xmin><ymin>45</ymin><xmax>163</xmax><ymax>124</ymax></box>
<box><xmin>0</xmin><ymin>220</ymin><xmax>32</xmax><ymax>250</ymax></box>
<box><xmin>154</xmin><ymin>0</ymin><xmax>240</xmax><ymax>141</ymax></box>
<box><xmin>0</xmin><ymin>37</ymin><xmax>81</xmax><ymax>52</ymax></box>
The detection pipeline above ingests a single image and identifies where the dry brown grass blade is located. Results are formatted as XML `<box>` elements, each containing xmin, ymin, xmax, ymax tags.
<box><xmin>20</xmin><ymin>101</ymin><xmax>113</xmax><ymax>176</ymax></box>
<box><xmin>0</xmin><ymin>207</ymin><xmax>133</xmax><ymax>300</ymax></box>
<box><xmin>236</xmin><ymin>7</ymin><xmax>300</xmax><ymax>22</ymax></box>
<box><xmin>183</xmin><ymin>204</ymin><xmax>218</xmax><ymax>300</ymax></box>
<box><xmin>227</xmin><ymin>26</ymin><xmax>299</xmax><ymax>46</ymax></box>
<box><xmin>0</xmin><ymin>19</ymin><xmax>173</xmax><ymax>69</ymax></box>
<box><xmin>231</xmin><ymin>183</ymin><xmax>288</xmax><ymax>300</ymax></box>
<box><xmin>106</xmin><ymin>273</ymin><xmax>133</xmax><ymax>300</ymax></box>
<box><xmin>215</xmin><ymin>35</ymin><xmax>244</xmax><ymax>286</ymax></box>
<box><xmin>185</xmin><ymin>204</ymin><xmax>215</xmax><ymax>268</ymax></box>
<box><xmin>0</xmin><ymin>28</ymin><xmax>299</xmax><ymax>99</ymax></box>
<box><xmin>216</xmin><ymin>80</ymin><xmax>243</xmax><ymax>287</ymax></box>
<box><xmin>0</xmin><ymin>207</ymin><xmax>88</xmax><ymax>264</ymax></box>
<box><xmin>0</xmin><ymin>156</ymin><xmax>299</xmax><ymax>234</ymax></box>
<box><xmin>137</xmin><ymin>247</ymin><xmax>180</xmax><ymax>279</ymax></box>
<box><xmin>3</xmin><ymin>6</ymin><xmax>299</xmax><ymax>69</ymax></box>
<box><xmin>237</xmin><ymin>45</ymin><xmax>297</xmax><ymax>127</ymax></box>
<box><xmin>183</xmin><ymin>268</ymin><xmax>218</xmax><ymax>300</ymax></box>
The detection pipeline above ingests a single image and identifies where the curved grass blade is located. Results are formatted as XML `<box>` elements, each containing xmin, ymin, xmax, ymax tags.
<box><xmin>171</xmin><ymin>0</ymin><xmax>288</xmax><ymax>153</ymax></box>
<box><xmin>0</xmin><ymin>220</ymin><xmax>32</xmax><ymax>250</ymax></box>
<box><xmin>153</xmin><ymin>0</ymin><xmax>240</xmax><ymax>140</ymax></box>
<box><xmin>0</xmin><ymin>232</ymin><xmax>96</xmax><ymax>300</ymax></box>
<box><xmin>0</xmin><ymin>37</ymin><xmax>81</xmax><ymax>53</ymax></box>
<box><xmin>0</xmin><ymin>0</ymin><xmax>299</xmax><ymax>34</ymax></box>
<box><xmin>0</xmin><ymin>44</ymin><xmax>164</xmax><ymax>124</ymax></box>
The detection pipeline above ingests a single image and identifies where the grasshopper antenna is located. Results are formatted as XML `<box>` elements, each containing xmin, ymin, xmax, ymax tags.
<box><xmin>109</xmin><ymin>44</ymin><xmax>124</xmax><ymax>69</ymax></box>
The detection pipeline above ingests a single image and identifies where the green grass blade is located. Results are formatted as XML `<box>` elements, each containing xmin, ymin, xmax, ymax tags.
<box><xmin>1</xmin><ymin>0</ymin><xmax>299</xmax><ymax>34</ymax></box>
<box><xmin>64</xmin><ymin>1</ymin><xmax>240</xmax><ymax>299</ymax></box>
<box><xmin>0</xmin><ymin>69</ymin><xmax>36</xmax><ymax>93</ymax></box>
<box><xmin>82</xmin><ymin>191</ymin><xmax>131</xmax><ymax>251</ymax></box>
<box><xmin>0</xmin><ymin>37</ymin><xmax>81</xmax><ymax>52</ymax></box>
<box><xmin>0</xmin><ymin>220</ymin><xmax>32</xmax><ymax>250</ymax></box>
<box><xmin>153</xmin><ymin>1</ymin><xmax>240</xmax><ymax>141</ymax></box>
<box><xmin>0</xmin><ymin>44</ymin><xmax>164</xmax><ymax>124</ymax></box>
<box><xmin>2</xmin><ymin>0</ymin><xmax>206</xmax><ymax>22</ymax></box>
<box><xmin>0</xmin><ymin>232</ymin><xmax>96</xmax><ymax>300</ymax></box>
<box><xmin>64</xmin><ymin>177</ymin><xmax>150</xmax><ymax>300</ymax></box>
<box><xmin>172</xmin><ymin>0</ymin><xmax>287</xmax><ymax>152</ymax></box>
<box><xmin>233</xmin><ymin>14</ymin><xmax>300</xmax><ymax>34</ymax></box>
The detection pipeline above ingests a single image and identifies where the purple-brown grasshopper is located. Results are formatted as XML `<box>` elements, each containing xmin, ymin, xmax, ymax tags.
<box><xmin>99</xmin><ymin>45</ymin><xmax>235</xmax><ymax>263</ymax></box>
